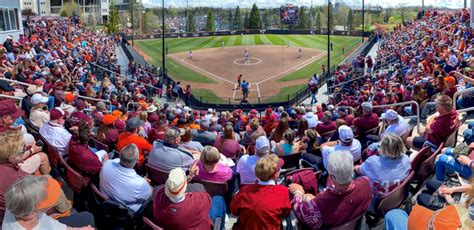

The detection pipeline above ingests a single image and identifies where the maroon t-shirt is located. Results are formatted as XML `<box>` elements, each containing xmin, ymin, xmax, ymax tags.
<box><xmin>152</xmin><ymin>188</ymin><xmax>212</xmax><ymax>230</ymax></box>
<box><xmin>443</xmin><ymin>87</ymin><xmax>457</xmax><ymax>99</ymax></box>
<box><xmin>340</xmin><ymin>114</ymin><xmax>355</xmax><ymax>126</ymax></box>
<box><xmin>427</xmin><ymin>110</ymin><xmax>459</xmax><ymax>147</ymax></box>
<box><xmin>67</xmin><ymin>137</ymin><xmax>102</xmax><ymax>180</ymax></box>
<box><xmin>353</xmin><ymin>113</ymin><xmax>379</xmax><ymax>135</ymax></box>
<box><xmin>0</xmin><ymin>164</ymin><xmax>27</xmax><ymax>223</ymax></box>
<box><xmin>316</xmin><ymin>176</ymin><xmax>372</xmax><ymax>227</ymax></box>
<box><xmin>316</xmin><ymin>121</ymin><xmax>337</xmax><ymax>136</ymax></box>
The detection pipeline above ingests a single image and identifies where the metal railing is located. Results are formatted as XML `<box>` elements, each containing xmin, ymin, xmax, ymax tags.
<box><xmin>1</xmin><ymin>78</ymin><xmax>33</xmax><ymax>87</ymax></box>
<box><xmin>453</xmin><ymin>87</ymin><xmax>474</xmax><ymax>110</ymax></box>
<box><xmin>77</xmin><ymin>95</ymin><xmax>112</xmax><ymax>112</ymax></box>
<box><xmin>0</xmin><ymin>94</ymin><xmax>23</xmax><ymax>104</ymax></box>
<box><xmin>373</xmin><ymin>100</ymin><xmax>421</xmax><ymax>133</ymax></box>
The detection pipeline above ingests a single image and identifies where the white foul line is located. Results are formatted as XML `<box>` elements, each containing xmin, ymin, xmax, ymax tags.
<box><xmin>232</xmin><ymin>84</ymin><xmax>237</xmax><ymax>99</ymax></box>
<box><xmin>257</xmin><ymin>51</ymin><xmax>326</xmax><ymax>84</ymax></box>
<box><xmin>256</xmin><ymin>83</ymin><xmax>261</xmax><ymax>98</ymax></box>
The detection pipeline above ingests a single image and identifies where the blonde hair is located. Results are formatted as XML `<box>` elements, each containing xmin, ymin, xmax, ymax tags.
<box><xmin>0</xmin><ymin>129</ymin><xmax>24</xmax><ymax>164</ymax></box>
<box><xmin>379</xmin><ymin>134</ymin><xmax>406</xmax><ymax>159</ymax></box>
<box><xmin>139</xmin><ymin>111</ymin><xmax>148</xmax><ymax>122</ymax></box>
<box><xmin>250</xmin><ymin>118</ymin><xmax>260</xmax><ymax>131</ymax></box>
<box><xmin>200</xmin><ymin>146</ymin><xmax>220</xmax><ymax>166</ymax></box>
<box><xmin>255</xmin><ymin>154</ymin><xmax>280</xmax><ymax>181</ymax></box>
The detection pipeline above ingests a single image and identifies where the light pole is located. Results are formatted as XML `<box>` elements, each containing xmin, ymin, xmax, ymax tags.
<box><xmin>362</xmin><ymin>0</ymin><xmax>364</xmax><ymax>43</ymax></box>
<box><xmin>130</xmin><ymin>0</ymin><xmax>134</xmax><ymax>46</ymax></box>
<box><xmin>327</xmin><ymin>0</ymin><xmax>331</xmax><ymax>77</ymax></box>
<box><xmin>185</xmin><ymin>0</ymin><xmax>188</xmax><ymax>32</ymax></box>
<box><xmin>162</xmin><ymin>0</ymin><xmax>165</xmax><ymax>75</ymax></box>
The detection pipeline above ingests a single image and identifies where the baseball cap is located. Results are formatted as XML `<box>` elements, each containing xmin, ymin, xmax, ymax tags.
<box><xmin>381</xmin><ymin>109</ymin><xmax>398</xmax><ymax>120</ymax></box>
<box><xmin>165</xmin><ymin>168</ymin><xmax>187</xmax><ymax>203</ymax></box>
<box><xmin>255</xmin><ymin>136</ymin><xmax>270</xmax><ymax>156</ymax></box>
<box><xmin>114</xmin><ymin>119</ymin><xmax>126</xmax><ymax>131</ymax></box>
<box><xmin>37</xmin><ymin>177</ymin><xmax>62</xmax><ymax>210</ymax></box>
<box><xmin>102</xmin><ymin>114</ymin><xmax>118</xmax><ymax>125</ymax></box>
<box><xmin>338</xmin><ymin>125</ymin><xmax>354</xmax><ymax>143</ymax></box>
<box><xmin>75</xmin><ymin>99</ymin><xmax>85</xmax><ymax>110</ymax></box>
<box><xmin>126</xmin><ymin>117</ymin><xmax>144</xmax><ymax>130</ymax></box>
<box><xmin>27</xmin><ymin>85</ymin><xmax>42</xmax><ymax>95</ymax></box>
<box><xmin>147</xmin><ymin>113</ymin><xmax>159</xmax><ymax>123</ymax></box>
<box><xmin>33</xmin><ymin>79</ymin><xmax>44</xmax><ymax>85</ymax></box>
<box><xmin>0</xmin><ymin>99</ymin><xmax>24</xmax><ymax>118</ymax></box>
<box><xmin>64</xmin><ymin>93</ymin><xmax>75</xmax><ymax>103</ymax></box>
<box><xmin>421</xmin><ymin>78</ymin><xmax>429</xmax><ymax>84</ymax></box>
<box><xmin>0</xmin><ymin>80</ymin><xmax>14</xmax><ymax>92</ymax></box>
<box><xmin>50</xmin><ymin>108</ymin><xmax>66</xmax><ymax>120</ymax></box>
<box><xmin>112</xmin><ymin>110</ymin><xmax>123</xmax><ymax>118</ymax></box>
<box><xmin>31</xmin><ymin>93</ymin><xmax>49</xmax><ymax>105</ymax></box>
<box><xmin>444</xmin><ymin>76</ymin><xmax>456</xmax><ymax>85</ymax></box>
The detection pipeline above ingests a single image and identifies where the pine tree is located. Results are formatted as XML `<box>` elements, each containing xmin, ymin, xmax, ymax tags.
<box><xmin>107</xmin><ymin>0</ymin><xmax>119</xmax><ymax>34</ymax></box>
<box><xmin>315</xmin><ymin>11</ymin><xmax>321</xmax><ymax>30</ymax></box>
<box><xmin>228</xmin><ymin>10</ymin><xmax>233</xmax><ymax>30</ymax></box>
<box><xmin>262</xmin><ymin>10</ymin><xmax>270</xmax><ymax>29</ymax></box>
<box><xmin>187</xmin><ymin>10</ymin><xmax>195</xmax><ymax>32</ymax></box>
<box><xmin>297</xmin><ymin>6</ymin><xmax>310</xmax><ymax>29</ymax></box>
<box><xmin>347</xmin><ymin>9</ymin><xmax>354</xmax><ymax>31</ymax></box>
<box><xmin>234</xmin><ymin>6</ymin><xmax>242</xmax><ymax>30</ymax></box>
<box><xmin>244</xmin><ymin>11</ymin><xmax>250</xmax><ymax>29</ymax></box>
<box><xmin>248</xmin><ymin>3</ymin><xmax>262</xmax><ymax>29</ymax></box>
<box><xmin>205</xmin><ymin>11</ymin><xmax>215</xmax><ymax>32</ymax></box>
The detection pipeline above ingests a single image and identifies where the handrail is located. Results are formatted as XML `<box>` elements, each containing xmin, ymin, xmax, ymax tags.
<box><xmin>372</xmin><ymin>100</ymin><xmax>420</xmax><ymax>133</ymax></box>
<box><xmin>453</xmin><ymin>87</ymin><xmax>474</xmax><ymax>110</ymax></box>
<box><xmin>0</xmin><ymin>78</ymin><xmax>33</xmax><ymax>87</ymax></box>
<box><xmin>77</xmin><ymin>95</ymin><xmax>112</xmax><ymax>112</ymax></box>
<box><xmin>0</xmin><ymin>94</ymin><xmax>23</xmax><ymax>104</ymax></box>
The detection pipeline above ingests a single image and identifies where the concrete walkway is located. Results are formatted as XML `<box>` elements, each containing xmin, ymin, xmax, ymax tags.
<box><xmin>115</xmin><ymin>44</ymin><xmax>130</xmax><ymax>77</ymax></box>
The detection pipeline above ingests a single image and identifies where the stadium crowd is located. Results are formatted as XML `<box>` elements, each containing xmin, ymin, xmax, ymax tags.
<box><xmin>0</xmin><ymin>9</ymin><xmax>473</xmax><ymax>230</ymax></box>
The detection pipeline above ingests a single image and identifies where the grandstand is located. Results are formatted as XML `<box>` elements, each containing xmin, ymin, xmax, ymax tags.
<box><xmin>0</xmin><ymin>3</ymin><xmax>474</xmax><ymax>230</ymax></box>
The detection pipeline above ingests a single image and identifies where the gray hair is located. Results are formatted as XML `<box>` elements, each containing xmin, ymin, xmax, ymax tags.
<box><xmin>96</xmin><ymin>101</ymin><xmax>106</xmax><ymax>111</ymax></box>
<box><xmin>327</xmin><ymin>150</ymin><xmax>354</xmax><ymax>185</ymax></box>
<box><xmin>361</xmin><ymin>102</ymin><xmax>373</xmax><ymax>113</ymax></box>
<box><xmin>209</xmin><ymin>117</ymin><xmax>218</xmax><ymax>125</ymax></box>
<box><xmin>5</xmin><ymin>175</ymin><xmax>47</xmax><ymax>218</ymax></box>
<box><xmin>379</xmin><ymin>134</ymin><xmax>406</xmax><ymax>159</ymax></box>
<box><xmin>120</xmin><ymin>144</ymin><xmax>139</xmax><ymax>168</ymax></box>
<box><xmin>200</xmin><ymin>119</ymin><xmax>210</xmax><ymax>130</ymax></box>
<box><xmin>164</xmin><ymin>128</ymin><xmax>180</xmax><ymax>144</ymax></box>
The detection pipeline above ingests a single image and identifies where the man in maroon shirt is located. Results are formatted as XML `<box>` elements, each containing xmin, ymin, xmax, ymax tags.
<box><xmin>0</xmin><ymin>99</ymin><xmax>25</xmax><ymax>132</ymax></box>
<box><xmin>290</xmin><ymin>150</ymin><xmax>372</xmax><ymax>228</ymax></box>
<box><xmin>407</xmin><ymin>95</ymin><xmax>460</xmax><ymax>150</ymax></box>
<box><xmin>231</xmin><ymin>155</ymin><xmax>291</xmax><ymax>229</ymax></box>
<box><xmin>316</xmin><ymin>111</ymin><xmax>337</xmax><ymax>138</ymax></box>
<box><xmin>152</xmin><ymin>168</ymin><xmax>220</xmax><ymax>229</ymax></box>
<box><xmin>353</xmin><ymin>102</ymin><xmax>379</xmax><ymax>136</ymax></box>
<box><xmin>338</xmin><ymin>106</ymin><xmax>354</xmax><ymax>126</ymax></box>
<box><xmin>0</xmin><ymin>163</ymin><xmax>27</xmax><ymax>224</ymax></box>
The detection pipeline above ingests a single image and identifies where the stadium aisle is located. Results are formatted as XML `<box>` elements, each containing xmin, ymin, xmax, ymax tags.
<box><xmin>115</xmin><ymin>45</ymin><xmax>130</xmax><ymax>77</ymax></box>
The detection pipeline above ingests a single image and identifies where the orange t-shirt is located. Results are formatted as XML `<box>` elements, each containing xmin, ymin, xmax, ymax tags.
<box><xmin>117</xmin><ymin>132</ymin><xmax>152</xmax><ymax>166</ymax></box>
<box><xmin>408</xmin><ymin>205</ymin><xmax>466</xmax><ymax>230</ymax></box>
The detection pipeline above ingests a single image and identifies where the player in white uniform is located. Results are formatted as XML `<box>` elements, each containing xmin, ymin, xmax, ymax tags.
<box><xmin>188</xmin><ymin>50</ymin><xmax>193</xmax><ymax>59</ymax></box>
<box><xmin>243</xmin><ymin>49</ymin><xmax>249</xmax><ymax>63</ymax></box>
<box><xmin>287</xmin><ymin>40</ymin><xmax>291</xmax><ymax>47</ymax></box>
<box><xmin>297</xmin><ymin>48</ymin><xmax>302</xmax><ymax>59</ymax></box>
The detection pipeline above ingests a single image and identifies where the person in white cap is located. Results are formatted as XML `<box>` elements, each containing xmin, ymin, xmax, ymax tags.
<box><xmin>151</xmin><ymin>167</ymin><xmax>226</xmax><ymax>229</ymax></box>
<box><xmin>380</xmin><ymin>109</ymin><xmax>409</xmax><ymax>138</ymax></box>
<box><xmin>29</xmin><ymin>93</ymin><xmax>50</xmax><ymax>128</ymax></box>
<box><xmin>321</xmin><ymin>125</ymin><xmax>361</xmax><ymax>169</ymax></box>
<box><xmin>39</xmin><ymin>108</ymin><xmax>72</xmax><ymax>157</ymax></box>
<box><xmin>237</xmin><ymin>136</ymin><xmax>271</xmax><ymax>184</ymax></box>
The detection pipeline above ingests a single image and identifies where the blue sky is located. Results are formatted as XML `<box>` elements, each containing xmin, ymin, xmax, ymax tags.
<box><xmin>145</xmin><ymin>0</ymin><xmax>464</xmax><ymax>9</ymax></box>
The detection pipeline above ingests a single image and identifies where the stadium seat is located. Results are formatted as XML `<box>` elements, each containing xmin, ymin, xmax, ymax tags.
<box><xmin>191</xmin><ymin>179</ymin><xmax>228</xmax><ymax>197</ymax></box>
<box><xmin>282</xmin><ymin>168</ymin><xmax>321</xmax><ymax>196</ymax></box>
<box><xmin>279</xmin><ymin>152</ymin><xmax>303</xmax><ymax>174</ymax></box>
<box><xmin>143</xmin><ymin>216</ymin><xmax>164</xmax><ymax>230</ymax></box>
<box><xmin>59</xmin><ymin>156</ymin><xmax>89</xmax><ymax>195</ymax></box>
<box><xmin>145</xmin><ymin>163</ymin><xmax>169</xmax><ymax>185</ymax></box>
<box><xmin>413</xmin><ymin>144</ymin><xmax>445</xmax><ymax>191</ymax></box>
<box><xmin>366</xmin><ymin>171</ymin><xmax>415</xmax><ymax>226</ymax></box>
<box><xmin>92</xmin><ymin>137</ymin><xmax>110</xmax><ymax>153</ymax></box>
<box><xmin>325</xmin><ymin>213</ymin><xmax>365</xmax><ymax>230</ymax></box>
<box><xmin>43</xmin><ymin>137</ymin><xmax>62</xmax><ymax>169</ymax></box>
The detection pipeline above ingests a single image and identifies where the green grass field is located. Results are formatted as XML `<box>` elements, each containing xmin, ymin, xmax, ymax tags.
<box><xmin>135</xmin><ymin>34</ymin><xmax>361</xmax><ymax>102</ymax></box>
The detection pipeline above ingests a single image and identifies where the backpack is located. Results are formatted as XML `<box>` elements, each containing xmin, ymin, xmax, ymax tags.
<box><xmin>284</xmin><ymin>168</ymin><xmax>319</xmax><ymax>196</ymax></box>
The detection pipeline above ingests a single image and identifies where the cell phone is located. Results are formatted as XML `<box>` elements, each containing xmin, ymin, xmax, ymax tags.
<box><xmin>35</xmin><ymin>140</ymin><xmax>44</xmax><ymax>147</ymax></box>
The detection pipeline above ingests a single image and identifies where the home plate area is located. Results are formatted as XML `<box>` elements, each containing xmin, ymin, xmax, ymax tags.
<box><xmin>232</xmin><ymin>83</ymin><xmax>260</xmax><ymax>100</ymax></box>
